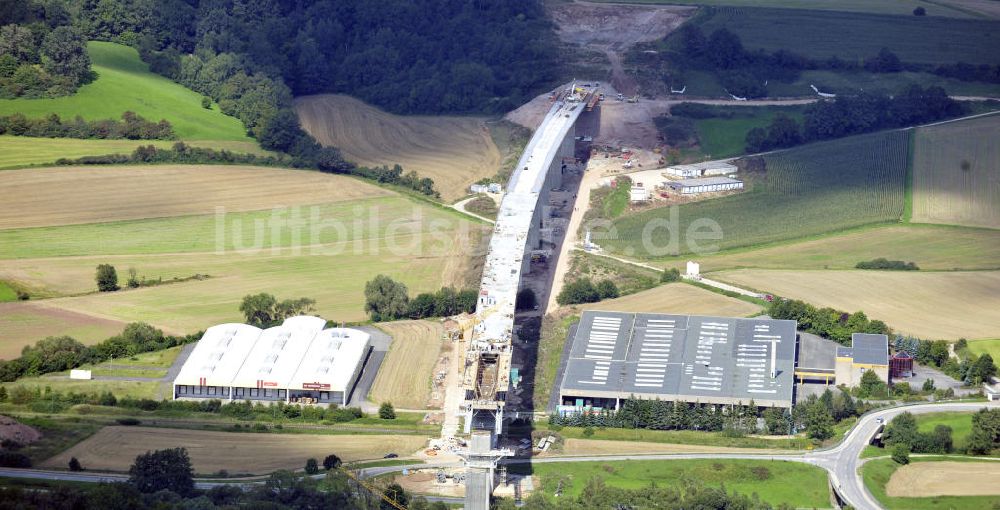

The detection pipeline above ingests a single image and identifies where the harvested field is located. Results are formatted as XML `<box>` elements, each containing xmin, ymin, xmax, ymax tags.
<box><xmin>294</xmin><ymin>94</ymin><xmax>501</xmax><ymax>202</ymax></box>
<box><xmin>683</xmin><ymin>224</ymin><xmax>1000</xmax><ymax>272</ymax></box>
<box><xmin>886</xmin><ymin>461</ymin><xmax>1000</xmax><ymax>497</ymax></box>
<box><xmin>0</xmin><ymin>301</ymin><xmax>126</xmax><ymax>360</ymax></box>
<box><xmin>369</xmin><ymin>321</ymin><xmax>445</xmax><ymax>409</ymax></box>
<box><xmin>582</xmin><ymin>282</ymin><xmax>762</xmax><ymax>317</ymax></box>
<box><xmin>715</xmin><ymin>269</ymin><xmax>1000</xmax><ymax>339</ymax></box>
<box><xmin>41</xmin><ymin>426</ymin><xmax>429</xmax><ymax>474</ymax></box>
<box><xmin>911</xmin><ymin>114</ymin><xmax>1000</xmax><ymax>229</ymax></box>
<box><xmin>0</xmin><ymin>188</ymin><xmax>485</xmax><ymax>343</ymax></box>
<box><xmin>0</xmin><ymin>165</ymin><xmax>389</xmax><ymax>229</ymax></box>
<box><xmin>560</xmin><ymin>438</ymin><xmax>790</xmax><ymax>456</ymax></box>
<box><xmin>0</xmin><ymin>137</ymin><xmax>270</xmax><ymax>171</ymax></box>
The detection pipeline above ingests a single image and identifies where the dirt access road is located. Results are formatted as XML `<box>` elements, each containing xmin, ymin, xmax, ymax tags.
<box><xmin>549</xmin><ymin>1</ymin><xmax>694</xmax><ymax>96</ymax></box>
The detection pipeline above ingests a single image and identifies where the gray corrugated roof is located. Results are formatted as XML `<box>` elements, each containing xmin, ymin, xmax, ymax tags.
<box><xmin>668</xmin><ymin>176</ymin><xmax>742</xmax><ymax>187</ymax></box>
<box><xmin>850</xmin><ymin>333</ymin><xmax>888</xmax><ymax>366</ymax></box>
<box><xmin>560</xmin><ymin>311</ymin><xmax>797</xmax><ymax>406</ymax></box>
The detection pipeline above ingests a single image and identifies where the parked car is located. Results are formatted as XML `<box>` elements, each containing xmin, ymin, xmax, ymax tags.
<box><xmin>384</xmin><ymin>453</ymin><xmax>398</xmax><ymax>459</ymax></box>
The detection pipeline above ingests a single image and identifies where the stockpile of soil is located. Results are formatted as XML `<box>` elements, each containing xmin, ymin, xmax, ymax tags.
<box><xmin>0</xmin><ymin>415</ymin><xmax>42</xmax><ymax>446</ymax></box>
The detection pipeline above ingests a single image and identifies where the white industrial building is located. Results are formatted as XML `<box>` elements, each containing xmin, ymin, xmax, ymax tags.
<box><xmin>666</xmin><ymin>161</ymin><xmax>738</xmax><ymax>178</ymax></box>
<box><xmin>173</xmin><ymin>316</ymin><xmax>371</xmax><ymax>405</ymax></box>
<box><xmin>667</xmin><ymin>176</ymin><xmax>744</xmax><ymax>194</ymax></box>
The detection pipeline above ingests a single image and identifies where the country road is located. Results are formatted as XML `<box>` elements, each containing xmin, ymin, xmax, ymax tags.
<box><xmin>4</xmin><ymin>401</ymin><xmax>994</xmax><ymax>509</ymax></box>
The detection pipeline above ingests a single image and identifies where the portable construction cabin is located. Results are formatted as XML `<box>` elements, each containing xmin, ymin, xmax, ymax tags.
<box><xmin>173</xmin><ymin>323</ymin><xmax>262</xmax><ymax>399</ymax></box>
<box><xmin>629</xmin><ymin>185</ymin><xmax>649</xmax><ymax>203</ymax></box>
<box><xmin>227</xmin><ymin>316</ymin><xmax>326</xmax><ymax>402</ymax></box>
<box><xmin>287</xmin><ymin>328</ymin><xmax>371</xmax><ymax>405</ymax></box>
<box><xmin>665</xmin><ymin>161</ymin><xmax>738</xmax><ymax>178</ymax></box>
<box><xmin>666</xmin><ymin>176</ymin><xmax>743</xmax><ymax>195</ymax></box>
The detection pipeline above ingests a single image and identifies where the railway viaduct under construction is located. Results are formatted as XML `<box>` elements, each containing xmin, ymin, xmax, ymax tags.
<box><xmin>460</xmin><ymin>83</ymin><xmax>598</xmax><ymax>510</ymax></box>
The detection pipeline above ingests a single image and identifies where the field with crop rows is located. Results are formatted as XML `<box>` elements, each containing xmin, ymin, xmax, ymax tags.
<box><xmin>369</xmin><ymin>320</ymin><xmax>445</xmax><ymax>409</ymax></box>
<box><xmin>42</xmin><ymin>426</ymin><xmax>429</xmax><ymax>474</ymax></box>
<box><xmin>607</xmin><ymin>130</ymin><xmax>909</xmax><ymax>257</ymax></box>
<box><xmin>715</xmin><ymin>269</ymin><xmax>1000</xmax><ymax>339</ymax></box>
<box><xmin>295</xmin><ymin>94</ymin><xmax>501</xmax><ymax>202</ymax></box>
<box><xmin>0</xmin><ymin>137</ymin><xmax>269</xmax><ymax>171</ymax></box>
<box><xmin>697</xmin><ymin>8</ymin><xmax>1000</xmax><ymax>66</ymax></box>
<box><xmin>0</xmin><ymin>166</ymin><xmax>486</xmax><ymax>356</ymax></box>
<box><xmin>668</xmin><ymin>224</ymin><xmax>1000</xmax><ymax>273</ymax></box>
<box><xmin>911</xmin><ymin>114</ymin><xmax>1000</xmax><ymax>229</ymax></box>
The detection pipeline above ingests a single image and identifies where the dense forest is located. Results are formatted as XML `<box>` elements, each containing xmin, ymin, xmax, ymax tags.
<box><xmin>72</xmin><ymin>0</ymin><xmax>559</xmax><ymax>114</ymax></box>
<box><xmin>0</xmin><ymin>2</ymin><xmax>91</xmax><ymax>97</ymax></box>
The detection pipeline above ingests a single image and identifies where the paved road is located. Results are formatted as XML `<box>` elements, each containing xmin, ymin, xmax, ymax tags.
<box><xmin>2</xmin><ymin>399</ymin><xmax>995</xmax><ymax>508</ymax></box>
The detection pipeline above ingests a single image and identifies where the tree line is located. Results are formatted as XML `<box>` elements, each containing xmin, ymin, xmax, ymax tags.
<box><xmin>556</xmin><ymin>277</ymin><xmax>619</xmax><ymax>305</ymax></box>
<box><xmin>550</xmin><ymin>399</ymin><xmax>782</xmax><ymax>436</ymax></box>
<box><xmin>0</xmin><ymin>322</ymin><xmax>198</xmax><ymax>382</ymax></box>
<box><xmin>855</xmin><ymin>258</ymin><xmax>919</xmax><ymax>271</ymax></box>
<box><xmin>744</xmin><ymin>86</ymin><xmax>962</xmax><ymax>152</ymax></box>
<box><xmin>0</xmin><ymin>2</ymin><xmax>91</xmax><ymax>98</ymax></box>
<box><xmin>792</xmin><ymin>388</ymin><xmax>875</xmax><ymax>441</ymax></box>
<box><xmin>0</xmin><ymin>111</ymin><xmax>175</xmax><ymax>139</ymax></box>
<box><xmin>54</xmin><ymin>143</ymin><xmax>442</xmax><ymax>198</ymax></box>
<box><xmin>883</xmin><ymin>408</ymin><xmax>1000</xmax><ymax>457</ymax></box>
<box><xmin>0</xmin><ymin>386</ymin><xmax>367</xmax><ymax>426</ymax></box>
<box><xmin>364</xmin><ymin>274</ymin><xmax>476</xmax><ymax>322</ymax></box>
<box><xmin>768</xmin><ymin>298</ymin><xmax>889</xmax><ymax>346</ymax></box>
<box><xmin>894</xmin><ymin>336</ymin><xmax>997</xmax><ymax>385</ymax></box>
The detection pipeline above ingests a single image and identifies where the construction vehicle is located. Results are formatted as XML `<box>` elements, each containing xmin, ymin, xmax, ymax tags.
<box><xmin>627</xmin><ymin>94</ymin><xmax>639</xmax><ymax>103</ymax></box>
<box><xmin>616</xmin><ymin>93</ymin><xmax>624</xmax><ymax>101</ymax></box>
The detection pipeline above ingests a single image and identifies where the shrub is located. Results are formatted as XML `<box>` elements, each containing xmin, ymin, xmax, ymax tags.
<box><xmin>891</xmin><ymin>444</ymin><xmax>910</xmax><ymax>465</ymax></box>
<box><xmin>855</xmin><ymin>258</ymin><xmax>919</xmax><ymax>270</ymax></box>
<box><xmin>116</xmin><ymin>418</ymin><xmax>141</xmax><ymax>426</ymax></box>
<box><xmin>323</xmin><ymin>454</ymin><xmax>342</xmax><ymax>470</ymax></box>
<box><xmin>304</xmin><ymin>458</ymin><xmax>319</xmax><ymax>474</ymax></box>
<box><xmin>0</xmin><ymin>452</ymin><xmax>31</xmax><ymax>468</ymax></box>
<box><xmin>556</xmin><ymin>278</ymin><xmax>600</xmax><ymax>305</ymax></box>
<box><xmin>201</xmin><ymin>96</ymin><xmax>212</xmax><ymax>109</ymax></box>
<box><xmin>750</xmin><ymin>466</ymin><xmax>771</xmax><ymax>481</ymax></box>
<box><xmin>69</xmin><ymin>457</ymin><xmax>83</xmax><ymax>471</ymax></box>
<box><xmin>661</xmin><ymin>267</ymin><xmax>681</xmax><ymax>283</ymax></box>
<box><xmin>913</xmin><ymin>7</ymin><xmax>926</xmax><ymax>16</ymax></box>
<box><xmin>379</xmin><ymin>402</ymin><xmax>396</xmax><ymax>420</ymax></box>
<box><xmin>595</xmin><ymin>279</ymin><xmax>619</xmax><ymax>300</ymax></box>
<box><xmin>95</xmin><ymin>264</ymin><xmax>119</xmax><ymax>292</ymax></box>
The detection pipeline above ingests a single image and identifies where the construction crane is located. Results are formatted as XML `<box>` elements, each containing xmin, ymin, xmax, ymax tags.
<box><xmin>339</xmin><ymin>467</ymin><xmax>407</xmax><ymax>510</ymax></box>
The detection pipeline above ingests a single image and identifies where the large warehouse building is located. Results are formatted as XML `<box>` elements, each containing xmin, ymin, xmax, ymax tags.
<box><xmin>173</xmin><ymin>316</ymin><xmax>371</xmax><ymax>405</ymax></box>
<box><xmin>558</xmin><ymin>311</ymin><xmax>798</xmax><ymax>411</ymax></box>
